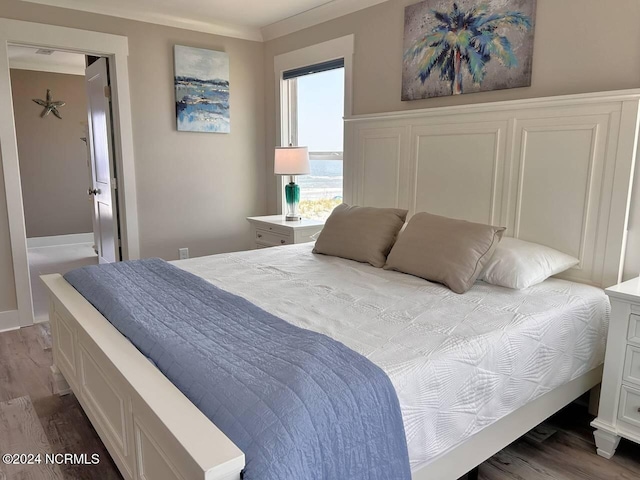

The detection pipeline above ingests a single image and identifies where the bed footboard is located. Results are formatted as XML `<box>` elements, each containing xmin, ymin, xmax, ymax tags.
<box><xmin>42</xmin><ymin>274</ymin><xmax>245</xmax><ymax>480</ymax></box>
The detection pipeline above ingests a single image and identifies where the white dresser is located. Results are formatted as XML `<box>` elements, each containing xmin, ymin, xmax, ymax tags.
<box><xmin>247</xmin><ymin>215</ymin><xmax>324</xmax><ymax>249</ymax></box>
<box><xmin>592</xmin><ymin>276</ymin><xmax>640</xmax><ymax>458</ymax></box>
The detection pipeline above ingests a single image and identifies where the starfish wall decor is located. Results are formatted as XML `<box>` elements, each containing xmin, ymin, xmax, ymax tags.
<box><xmin>32</xmin><ymin>89</ymin><xmax>65</xmax><ymax>119</ymax></box>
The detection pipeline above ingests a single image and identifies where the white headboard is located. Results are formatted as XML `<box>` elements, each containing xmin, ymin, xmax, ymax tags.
<box><xmin>344</xmin><ymin>90</ymin><xmax>640</xmax><ymax>288</ymax></box>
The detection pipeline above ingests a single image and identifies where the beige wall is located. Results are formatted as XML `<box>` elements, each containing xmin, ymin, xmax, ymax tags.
<box><xmin>264</xmin><ymin>0</ymin><xmax>640</xmax><ymax>279</ymax></box>
<box><xmin>0</xmin><ymin>0</ymin><xmax>266</xmax><ymax>313</ymax></box>
<box><xmin>265</xmin><ymin>0</ymin><xmax>640</xmax><ymax>124</ymax></box>
<box><xmin>2</xmin><ymin>0</ymin><xmax>640</xmax><ymax>315</ymax></box>
<box><xmin>10</xmin><ymin>69</ymin><xmax>93</xmax><ymax>238</ymax></box>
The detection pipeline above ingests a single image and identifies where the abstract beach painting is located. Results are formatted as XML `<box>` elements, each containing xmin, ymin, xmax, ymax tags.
<box><xmin>174</xmin><ymin>45</ymin><xmax>230</xmax><ymax>133</ymax></box>
<box><xmin>402</xmin><ymin>0</ymin><xmax>536</xmax><ymax>100</ymax></box>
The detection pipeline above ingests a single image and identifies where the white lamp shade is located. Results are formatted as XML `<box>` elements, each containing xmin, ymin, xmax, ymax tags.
<box><xmin>274</xmin><ymin>146</ymin><xmax>310</xmax><ymax>175</ymax></box>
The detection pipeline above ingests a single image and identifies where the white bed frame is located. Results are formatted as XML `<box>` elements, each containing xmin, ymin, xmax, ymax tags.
<box><xmin>42</xmin><ymin>89</ymin><xmax>640</xmax><ymax>480</ymax></box>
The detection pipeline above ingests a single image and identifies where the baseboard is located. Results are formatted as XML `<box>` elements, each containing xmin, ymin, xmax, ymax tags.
<box><xmin>34</xmin><ymin>314</ymin><xmax>49</xmax><ymax>325</ymax></box>
<box><xmin>0</xmin><ymin>310</ymin><xmax>21</xmax><ymax>332</ymax></box>
<box><xmin>27</xmin><ymin>233</ymin><xmax>94</xmax><ymax>248</ymax></box>
<box><xmin>51</xmin><ymin>365</ymin><xmax>72</xmax><ymax>396</ymax></box>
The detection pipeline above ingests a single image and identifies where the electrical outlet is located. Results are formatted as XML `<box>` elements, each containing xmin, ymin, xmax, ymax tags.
<box><xmin>179</xmin><ymin>248</ymin><xmax>189</xmax><ymax>260</ymax></box>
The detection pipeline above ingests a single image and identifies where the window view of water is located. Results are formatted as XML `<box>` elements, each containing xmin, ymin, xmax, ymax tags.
<box><xmin>292</xmin><ymin>68</ymin><xmax>345</xmax><ymax>220</ymax></box>
<box><xmin>298</xmin><ymin>160</ymin><xmax>343</xmax><ymax>200</ymax></box>
<box><xmin>298</xmin><ymin>160</ymin><xmax>343</xmax><ymax>220</ymax></box>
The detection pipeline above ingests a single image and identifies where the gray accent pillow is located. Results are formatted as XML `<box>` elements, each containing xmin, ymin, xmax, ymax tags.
<box><xmin>313</xmin><ymin>204</ymin><xmax>408</xmax><ymax>267</ymax></box>
<box><xmin>384</xmin><ymin>212</ymin><xmax>506</xmax><ymax>294</ymax></box>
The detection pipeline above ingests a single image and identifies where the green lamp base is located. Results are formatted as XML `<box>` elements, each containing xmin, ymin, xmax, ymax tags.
<box><xmin>284</xmin><ymin>181</ymin><xmax>301</xmax><ymax>221</ymax></box>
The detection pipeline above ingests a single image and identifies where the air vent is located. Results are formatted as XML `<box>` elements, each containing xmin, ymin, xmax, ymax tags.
<box><xmin>35</xmin><ymin>49</ymin><xmax>55</xmax><ymax>55</ymax></box>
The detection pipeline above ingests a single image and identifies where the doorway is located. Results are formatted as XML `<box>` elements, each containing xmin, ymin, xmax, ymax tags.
<box><xmin>8</xmin><ymin>46</ymin><xmax>122</xmax><ymax>323</ymax></box>
<box><xmin>0</xmin><ymin>19</ymin><xmax>140</xmax><ymax>330</ymax></box>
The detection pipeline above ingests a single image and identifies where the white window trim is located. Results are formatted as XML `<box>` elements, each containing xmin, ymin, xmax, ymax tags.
<box><xmin>309</xmin><ymin>151</ymin><xmax>343</xmax><ymax>161</ymax></box>
<box><xmin>274</xmin><ymin>35</ymin><xmax>354</xmax><ymax>214</ymax></box>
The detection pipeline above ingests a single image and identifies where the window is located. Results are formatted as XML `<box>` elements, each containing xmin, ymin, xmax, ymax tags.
<box><xmin>283</xmin><ymin>64</ymin><xmax>345</xmax><ymax>220</ymax></box>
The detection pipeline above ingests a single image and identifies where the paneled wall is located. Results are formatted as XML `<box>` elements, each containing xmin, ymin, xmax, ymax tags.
<box><xmin>345</xmin><ymin>92</ymin><xmax>640</xmax><ymax>289</ymax></box>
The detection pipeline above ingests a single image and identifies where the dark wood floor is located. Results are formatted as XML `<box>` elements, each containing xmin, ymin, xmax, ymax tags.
<box><xmin>1</xmin><ymin>324</ymin><xmax>639</xmax><ymax>480</ymax></box>
<box><xmin>0</xmin><ymin>324</ymin><xmax>121</xmax><ymax>480</ymax></box>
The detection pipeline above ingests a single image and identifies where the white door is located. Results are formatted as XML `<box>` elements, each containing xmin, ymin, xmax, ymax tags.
<box><xmin>85</xmin><ymin>57</ymin><xmax>120</xmax><ymax>264</ymax></box>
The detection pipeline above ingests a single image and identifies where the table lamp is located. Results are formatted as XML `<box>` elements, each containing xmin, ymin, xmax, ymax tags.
<box><xmin>274</xmin><ymin>146</ymin><xmax>310</xmax><ymax>221</ymax></box>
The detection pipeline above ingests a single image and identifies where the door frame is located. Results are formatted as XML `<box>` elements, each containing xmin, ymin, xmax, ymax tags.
<box><xmin>0</xmin><ymin>19</ymin><xmax>140</xmax><ymax>328</ymax></box>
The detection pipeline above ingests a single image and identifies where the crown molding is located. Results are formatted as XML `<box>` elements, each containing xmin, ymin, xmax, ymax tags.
<box><xmin>20</xmin><ymin>0</ymin><xmax>393</xmax><ymax>42</ymax></box>
<box><xmin>261</xmin><ymin>0</ymin><xmax>389</xmax><ymax>41</ymax></box>
<box><xmin>19</xmin><ymin>0</ymin><xmax>264</xmax><ymax>41</ymax></box>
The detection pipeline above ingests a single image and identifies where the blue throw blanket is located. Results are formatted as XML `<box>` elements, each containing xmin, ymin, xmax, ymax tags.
<box><xmin>64</xmin><ymin>259</ymin><xmax>411</xmax><ymax>480</ymax></box>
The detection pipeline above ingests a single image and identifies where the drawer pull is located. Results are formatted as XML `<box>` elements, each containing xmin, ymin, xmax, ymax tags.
<box><xmin>637</xmin><ymin>407</ymin><xmax>640</xmax><ymax>413</ymax></box>
<box><xmin>257</xmin><ymin>234</ymin><xmax>262</xmax><ymax>238</ymax></box>
<box><xmin>281</xmin><ymin>239</ymin><xmax>285</xmax><ymax>244</ymax></box>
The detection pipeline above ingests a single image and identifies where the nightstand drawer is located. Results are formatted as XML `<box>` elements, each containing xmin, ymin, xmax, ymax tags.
<box><xmin>629</xmin><ymin>314</ymin><xmax>640</xmax><ymax>345</ymax></box>
<box><xmin>624</xmin><ymin>345</ymin><xmax>640</xmax><ymax>386</ymax></box>
<box><xmin>255</xmin><ymin>229</ymin><xmax>292</xmax><ymax>246</ymax></box>
<box><xmin>255</xmin><ymin>223</ymin><xmax>290</xmax><ymax>236</ymax></box>
<box><xmin>247</xmin><ymin>216</ymin><xmax>325</xmax><ymax>250</ymax></box>
<box><xmin>618</xmin><ymin>384</ymin><xmax>640</xmax><ymax>429</ymax></box>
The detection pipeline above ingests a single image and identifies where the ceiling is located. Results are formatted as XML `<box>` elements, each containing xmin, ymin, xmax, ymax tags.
<box><xmin>8</xmin><ymin>45</ymin><xmax>86</xmax><ymax>75</ymax></box>
<box><xmin>20</xmin><ymin>0</ymin><xmax>389</xmax><ymax>41</ymax></box>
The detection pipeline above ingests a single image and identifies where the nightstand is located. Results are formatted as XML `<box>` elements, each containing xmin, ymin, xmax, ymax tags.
<box><xmin>247</xmin><ymin>215</ymin><xmax>324</xmax><ymax>249</ymax></box>
<box><xmin>592</xmin><ymin>276</ymin><xmax>640</xmax><ymax>458</ymax></box>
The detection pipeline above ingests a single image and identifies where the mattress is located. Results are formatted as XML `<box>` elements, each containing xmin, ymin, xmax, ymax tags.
<box><xmin>174</xmin><ymin>243</ymin><xmax>609</xmax><ymax>471</ymax></box>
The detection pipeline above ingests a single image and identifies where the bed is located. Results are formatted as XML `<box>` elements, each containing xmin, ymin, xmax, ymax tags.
<box><xmin>42</xmin><ymin>89</ymin><xmax>640</xmax><ymax>480</ymax></box>
<box><xmin>175</xmin><ymin>242</ymin><xmax>610</xmax><ymax>471</ymax></box>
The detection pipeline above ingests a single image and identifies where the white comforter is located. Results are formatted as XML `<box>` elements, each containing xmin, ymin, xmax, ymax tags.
<box><xmin>175</xmin><ymin>243</ymin><xmax>609</xmax><ymax>471</ymax></box>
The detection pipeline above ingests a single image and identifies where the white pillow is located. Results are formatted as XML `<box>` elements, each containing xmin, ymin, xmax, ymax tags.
<box><xmin>480</xmin><ymin>237</ymin><xmax>579</xmax><ymax>290</ymax></box>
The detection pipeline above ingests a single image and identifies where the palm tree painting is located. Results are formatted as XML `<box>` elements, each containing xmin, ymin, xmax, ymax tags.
<box><xmin>402</xmin><ymin>0</ymin><xmax>536</xmax><ymax>100</ymax></box>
